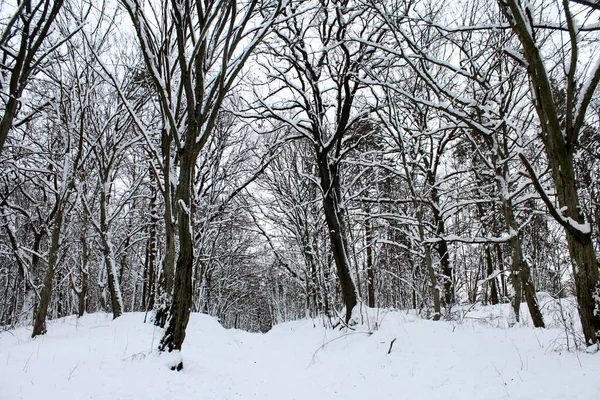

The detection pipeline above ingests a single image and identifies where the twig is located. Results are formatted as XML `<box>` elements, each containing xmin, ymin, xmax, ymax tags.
<box><xmin>387</xmin><ymin>338</ymin><xmax>397</xmax><ymax>354</ymax></box>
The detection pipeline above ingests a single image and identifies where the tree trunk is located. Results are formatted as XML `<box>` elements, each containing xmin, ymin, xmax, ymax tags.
<box><xmin>316</xmin><ymin>151</ymin><xmax>357</xmax><ymax>324</ymax></box>
<box><xmin>159</xmin><ymin>146</ymin><xmax>195</xmax><ymax>361</ymax></box>
<box><xmin>500</xmin><ymin>0</ymin><xmax>600</xmax><ymax>344</ymax></box>
<box><xmin>429</xmin><ymin>181</ymin><xmax>453</xmax><ymax>307</ymax></box>
<box><xmin>100</xmin><ymin>181</ymin><xmax>123</xmax><ymax>319</ymax></box>
<box><xmin>485</xmin><ymin>245</ymin><xmax>499</xmax><ymax>305</ymax></box>
<box><xmin>568</xmin><ymin>232</ymin><xmax>600</xmax><ymax>343</ymax></box>
<box><xmin>32</xmin><ymin>211</ymin><xmax>63</xmax><ymax>337</ymax></box>
<box><xmin>155</xmin><ymin>147</ymin><xmax>175</xmax><ymax>327</ymax></box>
<box><xmin>78</xmin><ymin>270</ymin><xmax>88</xmax><ymax>317</ymax></box>
<box><xmin>365</xmin><ymin>216</ymin><xmax>375</xmax><ymax>308</ymax></box>
<box><xmin>415</xmin><ymin>208</ymin><xmax>441</xmax><ymax>320</ymax></box>
<box><xmin>503</xmin><ymin>200</ymin><xmax>544</xmax><ymax>327</ymax></box>
<box><xmin>155</xmin><ymin>216</ymin><xmax>175</xmax><ymax>326</ymax></box>
<box><xmin>424</xmin><ymin>242</ymin><xmax>441</xmax><ymax>320</ymax></box>
<box><xmin>143</xmin><ymin>202</ymin><xmax>157</xmax><ymax>311</ymax></box>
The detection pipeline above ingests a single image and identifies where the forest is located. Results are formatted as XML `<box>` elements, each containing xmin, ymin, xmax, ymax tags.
<box><xmin>1</xmin><ymin>0</ymin><xmax>600</xmax><ymax>379</ymax></box>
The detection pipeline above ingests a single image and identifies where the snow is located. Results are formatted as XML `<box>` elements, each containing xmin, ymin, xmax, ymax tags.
<box><xmin>1</xmin><ymin>301</ymin><xmax>600</xmax><ymax>400</ymax></box>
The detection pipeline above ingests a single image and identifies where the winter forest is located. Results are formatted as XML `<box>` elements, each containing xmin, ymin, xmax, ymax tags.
<box><xmin>1</xmin><ymin>0</ymin><xmax>600</xmax><ymax>398</ymax></box>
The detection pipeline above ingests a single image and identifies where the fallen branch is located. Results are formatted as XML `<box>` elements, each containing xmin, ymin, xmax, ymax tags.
<box><xmin>388</xmin><ymin>338</ymin><xmax>397</xmax><ymax>354</ymax></box>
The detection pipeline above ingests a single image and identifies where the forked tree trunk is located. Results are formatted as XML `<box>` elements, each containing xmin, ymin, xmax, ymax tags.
<box><xmin>503</xmin><ymin>201</ymin><xmax>544</xmax><ymax>328</ymax></box>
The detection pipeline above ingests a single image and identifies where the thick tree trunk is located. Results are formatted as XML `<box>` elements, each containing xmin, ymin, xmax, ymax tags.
<box><xmin>316</xmin><ymin>151</ymin><xmax>357</xmax><ymax>323</ymax></box>
<box><xmin>159</xmin><ymin>147</ymin><xmax>195</xmax><ymax>363</ymax></box>
<box><xmin>32</xmin><ymin>211</ymin><xmax>63</xmax><ymax>337</ymax></box>
<box><xmin>437</xmin><ymin>238</ymin><xmax>453</xmax><ymax>306</ymax></box>
<box><xmin>567</xmin><ymin>232</ymin><xmax>600</xmax><ymax>344</ymax></box>
<box><xmin>501</xmin><ymin>0</ymin><xmax>600</xmax><ymax>344</ymax></box>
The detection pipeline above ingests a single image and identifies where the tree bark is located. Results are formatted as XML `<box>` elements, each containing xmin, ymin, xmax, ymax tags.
<box><xmin>32</xmin><ymin>211</ymin><xmax>63</xmax><ymax>337</ymax></box>
<box><xmin>316</xmin><ymin>150</ymin><xmax>357</xmax><ymax>323</ymax></box>
<box><xmin>100</xmin><ymin>181</ymin><xmax>123</xmax><ymax>319</ymax></box>
<box><xmin>0</xmin><ymin>0</ymin><xmax>65</xmax><ymax>155</ymax></box>
<box><xmin>155</xmin><ymin>130</ymin><xmax>175</xmax><ymax>327</ymax></box>
<box><xmin>502</xmin><ymin>195</ymin><xmax>544</xmax><ymax>327</ymax></box>
<box><xmin>365</xmin><ymin>216</ymin><xmax>375</xmax><ymax>308</ymax></box>
<box><xmin>159</xmin><ymin>145</ymin><xmax>195</xmax><ymax>358</ymax></box>
<box><xmin>485</xmin><ymin>245</ymin><xmax>499</xmax><ymax>305</ymax></box>
<box><xmin>500</xmin><ymin>0</ymin><xmax>598</xmax><ymax>343</ymax></box>
<box><xmin>430</xmin><ymin>184</ymin><xmax>453</xmax><ymax>307</ymax></box>
<box><xmin>143</xmin><ymin>191</ymin><xmax>158</xmax><ymax>312</ymax></box>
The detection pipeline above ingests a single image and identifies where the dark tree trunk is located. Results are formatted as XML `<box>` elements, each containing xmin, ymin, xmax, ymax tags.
<box><xmin>485</xmin><ymin>245</ymin><xmax>499</xmax><ymax>305</ymax></box>
<box><xmin>143</xmin><ymin>187</ymin><xmax>158</xmax><ymax>312</ymax></box>
<box><xmin>0</xmin><ymin>0</ymin><xmax>64</xmax><ymax>155</ymax></box>
<box><xmin>365</xmin><ymin>216</ymin><xmax>375</xmax><ymax>308</ymax></box>
<box><xmin>159</xmin><ymin>146</ymin><xmax>195</xmax><ymax>362</ymax></box>
<box><xmin>32</xmin><ymin>211</ymin><xmax>63</xmax><ymax>337</ymax></box>
<box><xmin>316</xmin><ymin>150</ymin><xmax>357</xmax><ymax>323</ymax></box>
<box><xmin>501</xmin><ymin>0</ymin><xmax>600</xmax><ymax>344</ymax></box>
<box><xmin>568</xmin><ymin>233</ymin><xmax>600</xmax><ymax>343</ymax></box>
<box><xmin>78</xmin><ymin>270</ymin><xmax>88</xmax><ymax>317</ymax></box>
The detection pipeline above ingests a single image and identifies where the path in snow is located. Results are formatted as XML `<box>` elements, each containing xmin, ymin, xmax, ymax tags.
<box><xmin>1</xmin><ymin>302</ymin><xmax>599</xmax><ymax>400</ymax></box>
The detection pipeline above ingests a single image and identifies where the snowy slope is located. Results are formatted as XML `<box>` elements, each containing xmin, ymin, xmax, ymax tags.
<box><xmin>1</xmin><ymin>301</ymin><xmax>599</xmax><ymax>400</ymax></box>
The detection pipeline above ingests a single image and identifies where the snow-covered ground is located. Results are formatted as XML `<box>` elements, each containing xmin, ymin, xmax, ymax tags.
<box><xmin>1</xmin><ymin>299</ymin><xmax>599</xmax><ymax>400</ymax></box>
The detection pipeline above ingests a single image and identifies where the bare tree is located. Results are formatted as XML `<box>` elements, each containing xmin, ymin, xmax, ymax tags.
<box><xmin>499</xmin><ymin>0</ymin><xmax>600</xmax><ymax>344</ymax></box>
<box><xmin>251</xmin><ymin>0</ymin><xmax>387</xmax><ymax>323</ymax></box>
<box><xmin>121</xmin><ymin>0</ymin><xmax>284</xmax><ymax>363</ymax></box>
<box><xmin>0</xmin><ymin>0</ymin><xmax>66</xmax><ymax>155</ymax></box>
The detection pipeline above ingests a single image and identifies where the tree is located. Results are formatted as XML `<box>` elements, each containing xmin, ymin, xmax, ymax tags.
<box><xmin>121</xmin><ymin>0</ymin><xmax>284</xmax><ymax>363</ymax></box>
<box><xmin>252</xmin><ymin>0</ymin><xmax>386</xmax><ymax>323</ymax></box>
<box><xmin>0</xmin><ymin>0</ymin><xmax>66</xmax><ymax>155</ymax></box>
<box><xmin>499</xmin><ymin>0</ymin><xmax>600</xmax><ymax>344</ymax></box>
